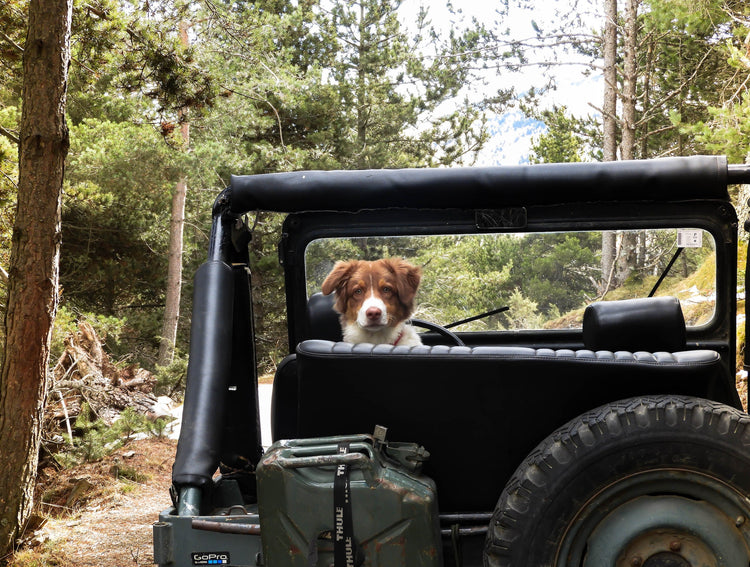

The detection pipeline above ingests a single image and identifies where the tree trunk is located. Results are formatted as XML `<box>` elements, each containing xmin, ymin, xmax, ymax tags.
<box><xmin>600</xmin><ymin>0</ymin><xmax>617</xmax><ymax>295</ymax></box>
<box><xmin>157</xmin><ymin>174</ymin><xmax>186</xmax><ymax>366</ymax></box>
<box><xmin>640</xmin><ymin>34</ymin><xmax>654</xmax><ymax>159</ymax></box>
<box><xmin>621</xmin><ymin>0</ymin><xmax>637</xmax><ymax>161</ymax></box>
<box><xmin>157</xmin><ymin>21</ymin><xmax>190</xmax><ymax>367</ymax></box>
<box><xmin>602</xmin><ymin>0</ymin><xmax>618</xmax><ymax>163</ymax></box>
<box><xmin>615</xmin><ymin>0</ymin><xmax>638</xmax><ymax>286</ymax></box>
<box><xmin>0</xmin><ymin>0</ymin><xmax>71</xmax><ymax>555</ymax></box>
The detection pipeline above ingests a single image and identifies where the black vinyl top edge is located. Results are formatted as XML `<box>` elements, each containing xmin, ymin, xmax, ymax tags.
<box><xmin>227</xmin><ymin>156</ymin><xmax>730</xmax><ymax>215</ymax></box>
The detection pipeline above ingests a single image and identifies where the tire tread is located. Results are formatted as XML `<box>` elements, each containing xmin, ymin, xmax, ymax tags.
<box><xmin>484</xmin><ymin>395</ymin><xmax>750</xmax><ymax>566</ymax></box>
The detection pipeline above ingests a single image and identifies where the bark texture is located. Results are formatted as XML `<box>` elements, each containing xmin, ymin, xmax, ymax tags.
<box><xmin>602</xmin><ymin>0</ymin><xmax>618</xmax><ymax>163</ymax></box>
<box><xmin>0</xmin><ymin>0</ymin><xmax>71</xmax><ymax>556</ymax></box>
<box><xmin>600</xmin><ymin>0</ymin><xmax>618</xmax><ymax>294</ymax></box>
<box><xmin>157</xmin><ymin>21</ymin><xmax>190</xmax><ymax>367</ymax></box>
<box><xmin>615</xmin><ymin>0</ymin><xmax>639</xmax><ymax>286</ymax></box>
<box><xmin>157</xmin><ymin>174</ymin><xmax>186</xmax><ymax>366</ymax></box>
<box><xmin>621</xmin><ymin>0</ymin><xmax>638</xmax><ymax>161</ymax></box>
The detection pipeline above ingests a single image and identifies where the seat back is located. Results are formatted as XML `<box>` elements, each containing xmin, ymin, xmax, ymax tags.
<box><xmin>583</xmin><ymin>296</ymin><xmax>686</xmax><ymax>352</ymax></box>
<box><xmin>285</xmin><ymin>340</ymin><xmax>724</xmax><ymax>513</ymax></box>
<box><xmin>305</xmin><ymin>292</ymin><xmax>343</xmax><ymax>341</ymax></box>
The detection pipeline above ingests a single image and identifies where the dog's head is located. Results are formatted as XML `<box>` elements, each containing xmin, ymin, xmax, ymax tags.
<box><xmin>321</xmin><ymin>258</ymin><xmax>422</xmax><ymax>331</ymax></box>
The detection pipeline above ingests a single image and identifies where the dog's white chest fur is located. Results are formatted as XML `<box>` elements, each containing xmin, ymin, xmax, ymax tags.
<box><xmin>342</xmin><ymin>321</ymin><xmax>422</xmax><ymax>346</ymax></box>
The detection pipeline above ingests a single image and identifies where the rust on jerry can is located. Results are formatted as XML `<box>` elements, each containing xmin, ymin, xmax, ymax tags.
<box><xmin>256</xmin><ymin>433</ymin><xmax>441</xmax><ymax>567</ymax></box>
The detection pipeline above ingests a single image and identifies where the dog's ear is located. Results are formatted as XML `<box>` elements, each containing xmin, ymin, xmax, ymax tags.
<box><xmin>321</xmin><ymin>260</ymin><xmax>356</xmax><ymax>295</ymax></box>
<box><xmin>385</xmin><ymin>258</ymin><xmax>422</xmax><ymax>309</ymax></box>
<box><xmin>322</xmin><ymin>260</ymin><xmax>359</xmax><ymax>312</ymax></box>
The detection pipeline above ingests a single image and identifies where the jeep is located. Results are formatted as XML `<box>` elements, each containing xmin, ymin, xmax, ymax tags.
<box><xmin>154</xmin><ymin>155</ymin><xmax>750</xmax><ymax>566</ymax></box>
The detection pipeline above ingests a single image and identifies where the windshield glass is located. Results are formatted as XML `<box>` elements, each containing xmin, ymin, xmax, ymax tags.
<box><xmin>305</xmin><ymin>228</ymin><xmax>716</xmax><ymax>331</ymax></box>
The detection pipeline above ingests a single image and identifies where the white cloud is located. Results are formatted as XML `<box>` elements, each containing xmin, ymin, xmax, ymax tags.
<box><xmin>477</xmin><ymin>111</ymin><xmax>545</xmax><ymax>166</ymax></box>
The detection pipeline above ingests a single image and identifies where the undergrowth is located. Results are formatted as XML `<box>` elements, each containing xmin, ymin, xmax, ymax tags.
<box><xmin>54</xmin><ymin>404</ymin><xmax>173</xmax><ymax>468</ymax></box>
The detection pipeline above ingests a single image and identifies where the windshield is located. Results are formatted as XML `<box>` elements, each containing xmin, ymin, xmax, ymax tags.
<box><xmin>305</xmin><ymin>228</ymin><xmax>716</xmax><ymax>331</ymax></box>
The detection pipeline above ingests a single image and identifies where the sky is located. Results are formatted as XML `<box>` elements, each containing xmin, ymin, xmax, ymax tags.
<box><xmin>400</xmin><ymin>0</ymin><xmax>604</xmax><ymax>165</ymax></box>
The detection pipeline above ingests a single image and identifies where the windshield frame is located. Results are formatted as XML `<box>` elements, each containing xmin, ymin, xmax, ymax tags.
<box><xmin>282</xmin><ymin>199</ymin><xmax>737</xmax><ymax>352</ymax></box>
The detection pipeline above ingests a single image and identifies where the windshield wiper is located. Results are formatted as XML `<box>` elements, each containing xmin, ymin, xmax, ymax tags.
<box><xmin>648</xmin><ymin>247</ymin><xmax>684</xmax><ymax>298</ymax></box>
<box><xmin>445</xmin><ymin>306</ymin><xmax>510</xmax><ymax>329</ymax></box>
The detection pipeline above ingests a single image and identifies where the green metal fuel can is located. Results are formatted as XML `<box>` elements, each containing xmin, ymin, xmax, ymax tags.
<box><xmin>256</xmin><ymin>432</ymin><xmax>441</xmax><ymax>567</ymax></box>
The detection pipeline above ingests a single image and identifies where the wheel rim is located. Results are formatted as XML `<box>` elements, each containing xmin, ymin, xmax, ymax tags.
<box><xmin>556</xmin><ymin>469</ymin><xmax>750</xmax><ymax>566</ymax></box>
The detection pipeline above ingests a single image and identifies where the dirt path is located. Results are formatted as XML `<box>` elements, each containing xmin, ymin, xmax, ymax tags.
<box><xmin>10</xmin><ymin>438</ymin><xmax>176</xmax><ymax>567</ymax></box>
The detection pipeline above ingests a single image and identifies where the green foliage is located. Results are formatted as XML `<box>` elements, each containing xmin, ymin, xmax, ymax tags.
<box><xmin>0</xmin><ymin>105</ymin><xmax>19</xmax><ymax>273</ymax></box>
<box><xmin>50</xmin><ymin>306</ymin><xmax>127</xmax><ymax>367</ymax></box>
<box><xmin>145</xmin><ymin>415</ymin><xmax>176</xmax><ymax>439</ymax></box>
<box><xmin>634</xmin><ymin>0</ymin><xmax>748</xmax><ymax>158</ymax></box>
<box><xmin>504</xmin><ymin>288</ymin><xmax>545</xmax><ymax>330</ymax></box>
<box><xmin>154</xmin><ymin>352</ymin><xmax>188</xmax><ymax>398</ymax></box>
<box><xmin>413</xmin><ymin>235</ymin><xmax>514</xmax><ymax>329</ymax></box>
<box><xmin>60</xmin><ymin>119</ymin><xmax>181</xmax><ymax>363</ymax></box>
<box><xmin>113</xmin><ymin>408</ymin><xmax>149</xmax><ymax>442</ymax></box>
<box><xmin>63</xmin><ymin>119</ymin><xmax>174</xmax><ymax>312</ymax></box>
<box><xmin>55</xmin><ymin>403</ymin><xmax>164</xmax><ymax>467</ymax></box>
<box><xmin>665</xmin><ymin>4</ymin><xmax>750</xmax><ymax>161</ymax></box>
<box><xmin>679</xmin><ymin>90</ymin><xmax>750</xmax><ymax>163</ymax></box>
<box><xmin>56</xmin><ymin>403</ymin><xmax>122</xmax><ymax>465</ymax></box>
<box><xmin>317</xmin><ymin>0</ymin><xmax>510</xmax><ymax>168</ymax></box>
<box><xmin>527</xmin><ymin>105</ymin><xmax>600</xmax><ymax>163</ymax></box>
<box><xmin>0</xmin><ymin>0</ymin><xmax>26</xmax><ymax>100</ymax></box>
<box><xmin>67</xmin><ymin>0</ymin><xmax>220</xmax><ymax>125</ymax></box>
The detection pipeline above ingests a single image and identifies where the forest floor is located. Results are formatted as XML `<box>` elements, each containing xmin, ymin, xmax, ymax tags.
<box><xmin>8</xmin><ymin>438</ymin><xmax>176</xmax><ymax>567</ymax></box>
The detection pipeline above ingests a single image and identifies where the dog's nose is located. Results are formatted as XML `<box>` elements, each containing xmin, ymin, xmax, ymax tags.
<box><xmin>366</xmin><ymin>306</ymin><xmax>382</xmax><ymax>321</ymax></box>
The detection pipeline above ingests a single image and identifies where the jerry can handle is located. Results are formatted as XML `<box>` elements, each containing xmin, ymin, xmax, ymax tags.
<box><xmin>277</xmin><ymin>451</ymin><xmax>371</xmax><ymax>469</ymax></box>
<box><xmin>277</xmin><ymin>445</ymin><xmax>376</xmax><ymax>485</ymax></box>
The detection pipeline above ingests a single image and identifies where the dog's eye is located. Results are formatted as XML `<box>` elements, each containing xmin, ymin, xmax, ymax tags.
<box><xmin>382</xmin><ymin>286</ymin><xmax>392</xmax><ymax>294</ymax></box>
<box><xmin>353</xmin><ymin>288</ymin><xmax>363</xmax><ymax>296</ymax></box>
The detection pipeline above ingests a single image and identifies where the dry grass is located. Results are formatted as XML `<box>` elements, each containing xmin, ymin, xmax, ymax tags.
<box><xmin>8</xmin><ymin>439</ymin><xmax>176</xmax><ymax>567</ymax></box>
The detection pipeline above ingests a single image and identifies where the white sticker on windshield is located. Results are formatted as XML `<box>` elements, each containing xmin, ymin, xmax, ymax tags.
<box><xmin>677</xmin><ymin>229</ymin><xmax>702</xmax><ymax>248</ymax></box>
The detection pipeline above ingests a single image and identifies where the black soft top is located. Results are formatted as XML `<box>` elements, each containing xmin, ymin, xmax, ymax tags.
<box><xmin>225</xmin><ymin>155</ymin><xmax>733</xmax><ymax>214</ymax></box>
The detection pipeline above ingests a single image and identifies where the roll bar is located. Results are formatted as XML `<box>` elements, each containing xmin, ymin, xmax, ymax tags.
<box><xmin>223</xmin><ymin>156</ymin><xmax>750</xmax><ymax>215</ymax></box>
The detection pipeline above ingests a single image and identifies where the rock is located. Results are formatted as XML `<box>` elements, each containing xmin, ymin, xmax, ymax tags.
<box><xmin>65</xmin><ymin>478</ymin><xmax>93</xmax><ymax>508</ymax></box>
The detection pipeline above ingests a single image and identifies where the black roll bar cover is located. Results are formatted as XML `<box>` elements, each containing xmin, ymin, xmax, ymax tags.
<box><xmin>728</xmin><ymin>163</ymin><xmax>750</xmax><ymax>185</ymax></box>
<box><xmin>172</xmin><ymin>260</ymin><xmax>235</xmax><ymax>491</ymax></box>
<box><xmin>226</xmin><ymin>156</ymin><xmax>735</xmax><ymax>214</ymax></box>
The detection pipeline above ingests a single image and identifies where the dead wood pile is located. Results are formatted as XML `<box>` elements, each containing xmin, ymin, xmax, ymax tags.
<box><xmin>46</xmin><ymin>321</ymin><xmax>159</xmax><ymax>434</ymax></box>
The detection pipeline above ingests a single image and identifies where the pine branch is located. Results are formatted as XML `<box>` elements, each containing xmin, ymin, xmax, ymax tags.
<box><xmin>0</xmin><ymin>29</ymin><xmax>23</xmax><ymax>54</ymax></box>
<box><xmin>635</xmin><ymin>47</ymin><xmax>715</xmax><ymax>126</ymax></box>
<box><xmin>0</xmin><ymin>124</ymin><xmax>19</xmax><ymax>145</ymax></box>
<box><xmin>0</xmin><ymin>169</ymin><xmax>18</xmax><ymax>190</ymax></box>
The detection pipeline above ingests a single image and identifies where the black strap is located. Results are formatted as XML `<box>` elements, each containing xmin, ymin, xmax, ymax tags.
<box><xmin>334</xmin><ymin>442</ymin><xmax>357</xmax><ymax>567</ymax></box>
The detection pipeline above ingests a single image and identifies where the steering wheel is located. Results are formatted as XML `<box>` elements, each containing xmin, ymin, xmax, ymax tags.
<box><xmin>411</xmin><ymin>318</ymin><xmax>465</xmax><ymax>347</ymax></box>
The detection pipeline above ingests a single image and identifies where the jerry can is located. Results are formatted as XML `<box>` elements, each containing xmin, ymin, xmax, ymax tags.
<box><xmin>256</xmin><ymin>431</ymin><xmax>441</xmax><ymax>567</ymax></box>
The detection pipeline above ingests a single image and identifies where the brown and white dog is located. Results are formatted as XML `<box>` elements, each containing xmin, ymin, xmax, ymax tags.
<box><xmin>321</xmin><ymin>258</ymin><xmax>423</xmax><ymax>346</ymax></box>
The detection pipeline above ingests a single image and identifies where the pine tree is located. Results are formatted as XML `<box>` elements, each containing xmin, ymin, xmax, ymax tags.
<box><xmin>0</xmin><ymin>0</ymin><xmax>72</xmax><ymax>554</ymax></box>
<box><xmin>528</xmin><ymin>106</ymin><xmax>596</xmax><ymax>163</ymax></box>
<box><xmin>323</xmin><ymin>0</ymin><xmax>511</xmax><ymax>168</ymax></box>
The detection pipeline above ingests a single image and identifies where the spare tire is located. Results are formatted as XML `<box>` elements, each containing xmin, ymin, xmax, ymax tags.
<box><xmin>484</xmin><ymin>396</ymin><xmax>750</xmax><ymax>566</ymax></box>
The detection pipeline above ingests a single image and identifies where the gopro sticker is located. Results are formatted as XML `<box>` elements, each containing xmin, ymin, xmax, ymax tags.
<box><xmin>192</xmin><ymin>552</ymin><xmax>230</xmax><ymax>565</ymax></box>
